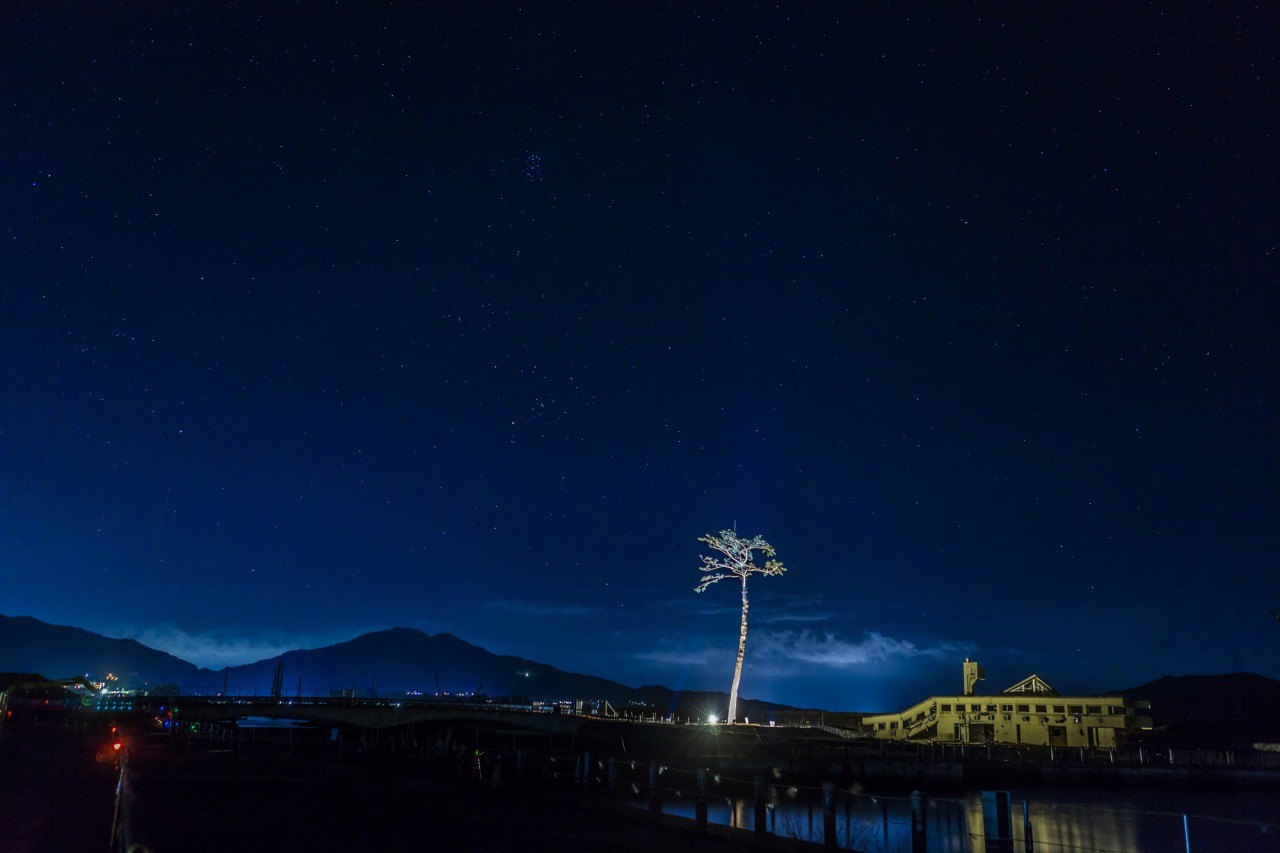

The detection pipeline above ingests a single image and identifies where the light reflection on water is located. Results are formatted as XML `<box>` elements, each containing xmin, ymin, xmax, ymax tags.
<box><xmin>631</xmin><ymin>786</ymin><xmax>1280</xmax><ymax>852</ymax></box>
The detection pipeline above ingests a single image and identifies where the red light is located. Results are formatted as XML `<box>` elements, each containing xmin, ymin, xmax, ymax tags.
<box><xmin>113</xmin><ymin>742</ymin><xmax>122</xmax><ymax>751</ymax></box>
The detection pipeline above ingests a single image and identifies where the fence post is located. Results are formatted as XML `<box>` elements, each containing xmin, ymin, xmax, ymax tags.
<box><xmin>696</xmin><ymin>769</ymin><xmax>708</xmax><ymax>834</ymax></box>
<box><xmin>649</xmin><ymin>760</ymin><xmax>661</xmax><ymax>815</ymax></box>
<box><xmin>754</xmin><ymin>776</ymin><xmax>767</xmax><ymax>840</ymax></box>
<box><xmin>822</xmin><ymin>783</ymin><xmax>836</xmax><ymax>850</ymax></box>
<box><xmin>1183</xmin><ymin>813</ymin><xmax>1191</xmax><ymax>852</ymax></box>
<box><xmin>1023</xmin><ymin>799</ymin><xmax>1033</xmax><ymax>853</ymax></box>
<box><xmin>911</xmin><ymin>789</ymin><xmax>928</xmax><ymax>853</ymax></box>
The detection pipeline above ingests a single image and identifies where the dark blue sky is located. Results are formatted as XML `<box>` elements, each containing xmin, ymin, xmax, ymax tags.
<box><xmin>3</xmin><ymin>2</ymin><xmax>1277</xmax><ymax>711</ymax></box>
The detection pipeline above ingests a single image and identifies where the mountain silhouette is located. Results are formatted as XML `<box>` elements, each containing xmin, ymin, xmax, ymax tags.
<box><xmin>218</xmin><ymin>626</ymin><xmax>640</xmax><ymax>702</ymax></box>
<box><xmin>0</xmin><ymin>614</ymin><xmax>210</xmax><ymax>687</ymax></box>
<box><xmin>0</xmin><ymin>614</ymin><xmax>787</xmax><ymax>718</ymax></box>
<box><xmin>1119</xmin><ymin>672</ymin><xmax>1280</xmax><ymax>744</ymax></box>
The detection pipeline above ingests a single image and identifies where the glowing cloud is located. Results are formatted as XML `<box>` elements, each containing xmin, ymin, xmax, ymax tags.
<box><xmin>751</xmin><ymin>629</ymin><xmax>966</xmax><ymax>666</ymax></box>
<box><xmin>111</xmin><ymin>624</ymin><xmax>361</xmax><ymax>669</ymax></box>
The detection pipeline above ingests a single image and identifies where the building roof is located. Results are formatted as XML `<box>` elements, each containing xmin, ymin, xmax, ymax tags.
<box><xmin>1002</xmin><ymin>674</ymin><xmax>1058</xmax><ymax>696</ymax></box>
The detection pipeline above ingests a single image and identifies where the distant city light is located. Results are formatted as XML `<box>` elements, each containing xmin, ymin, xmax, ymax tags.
<box><xmin>707</xmin><ymin>714</ymin><xmax>717</xmax><ymax>724</ymax></box>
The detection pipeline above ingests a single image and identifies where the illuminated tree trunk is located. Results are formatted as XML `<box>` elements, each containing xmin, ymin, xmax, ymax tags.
<box><xmin>728</xmin><ymin>575</ymin><xmax>749</xmax><ymax>723</ymax></box>
<box><xmin>694</xmin><ymin>529</ymin><xmax>787</xmax><ymax>726</ymax></box>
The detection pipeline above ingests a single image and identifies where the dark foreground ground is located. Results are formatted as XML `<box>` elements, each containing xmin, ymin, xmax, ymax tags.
<box><xmin>1</xmin><ymin>717</ymin><xmax>827</xmax><ymax>852</ymax></box>
<box><xmin>122</xmin><ymin>754</ymin><xmax>792</xmax><ymax>852</ymax></box>
<box><xmin>0</xmin><ymin>721</ymin><xmax>119</xmax><ymax>852</ymax></box>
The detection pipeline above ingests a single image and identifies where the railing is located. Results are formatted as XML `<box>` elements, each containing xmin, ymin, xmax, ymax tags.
<box><xmin>109</xmin><ymin>756</ymin><xmax>141</xmax><ymax>853</ymax></box>
<box><xmin>813</xmin><ymin>723</ymin><xmax>861</xmax><ymax>739</ymax></box>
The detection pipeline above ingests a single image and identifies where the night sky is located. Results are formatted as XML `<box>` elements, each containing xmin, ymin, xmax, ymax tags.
<box><xmin>4</xmin><ymin>2</ymin><xmax>1278</xmax><ymax>712</ymax></box>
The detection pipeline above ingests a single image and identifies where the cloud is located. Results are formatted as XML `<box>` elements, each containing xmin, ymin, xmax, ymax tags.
<box><xmin>112</xmin><ymin>624</ymin><xmax>356</xmax><ymax>669</ymax></box>
<box><xmin>751</xmin><ymin>629</ymin><xmax>967</xmax><ymax>667</ymax></box>
<box><xmin>485</xmin><ymin>599</ymin><xmax>596</xmax><ymax>617</ymax></box>
<box><xmin>673</xmin><ymin>592</ymin><xmax>833</xmax><ymax>624</ymax></box>
<box><xmin>632</xmin><ymin>647</ymin><xmax>722</xmax><ymax>667</ymax></box>
<box><xmin>759</xmin><ymin>611</ymin><xmax>833</xmax><ymax>625</ymax></box>
<box><xmin>627</xmin><ymin>615</ymin><xmax>958</xmax><ymax>677</ymax></box>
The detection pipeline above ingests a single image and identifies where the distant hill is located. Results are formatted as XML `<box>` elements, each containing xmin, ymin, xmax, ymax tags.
<box><xmin>0</xmin><ymin>615</ymin><xmax>785</xmax><ymax>719</ymax></box>
<box><xmin>216</xmin><ymin>627</ymin><xmax>789</xmax><ymax>720</ymax></box>
<box><xmin>0</xmin><ymin>615</ymin><xmax>212</xmax><ymax>688</ymax></box>
<box><xmin>218</xmin><ymin>627</ymin><xmax>639</xmax><ymax>702</ymax></box>
<box><xmin>1120</xmin><ymin>673</ymin><xmax>1280</xmax><ymax>745</ymax></box>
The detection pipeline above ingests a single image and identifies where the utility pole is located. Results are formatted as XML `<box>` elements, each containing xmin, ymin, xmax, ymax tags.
<box><xmin>270</xmin><ymin>660</ymin><xmax>284</xmax><ymax>699</ymax></box>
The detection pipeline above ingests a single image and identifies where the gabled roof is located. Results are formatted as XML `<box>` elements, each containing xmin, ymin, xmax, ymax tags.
<box><xmin>1002</xmin><ymin>674</ymin><xmax>1058</xmax><ymax>696</ymax></box>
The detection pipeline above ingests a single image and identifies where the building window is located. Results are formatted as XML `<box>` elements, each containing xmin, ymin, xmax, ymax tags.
<box><xmin>1035</xmin><ymin>704</ymin><xmax>1047</xmax><ymax>713</ymax></box>
<box><xmin>1053</xmin><ymin>705</ymin><xmax>1065</xmax><ymax>713</ymax></box>
<box><xmin>1108</xmin><ymin>706</ymin><xmax>1124</xmax><ymax>715</ymax></box>
<box><xmin>1000</xmin><ymin>704</ymin><xmax>1012</xmax><ymax>712</ymax></box>
<box><xmin>1016</xmin><ymin>704</ymin><xmax>1030</xmax><ymax>713</ymax></box>
<box><xmin>889</xmin><ymin>721</ymin><xmax>898</xmax><ymax>730</ymax></box>
<box><xmin>877</xmin><ymin>723</ymin><xmax>886</xmax><ymax>730</ymax></box>
<box><xmin>971</xmin><ymin>704</ymin><xmax>982</xmax><ymax>712</ymax></box>
<box><xmin>1068</xmin><ymin>705</ymin><xmax>1084</xmax><ymax>715</ymax></box>
<box><xmin>1086</xmin><ymin>705</ymin><xmax>1102</xmax><ymax>715</ymax></box>
<box><xmin>986</xmin><ymin>705</ymin><xmax>997</xmax><ymax>712</ymax></box>
<box><xmin>941</xmin><ymin>704</ymin><xmax>951</xmax><ymax>712</ymax></box>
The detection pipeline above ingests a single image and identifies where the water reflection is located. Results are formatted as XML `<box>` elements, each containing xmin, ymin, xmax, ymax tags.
<box><xmin>631</xmin><ymin>786</ymin><xmax>1280</xmax><ymax>852</ymax></box>
<box><xmin>1012</xmin><ymin>799</ymin><xmax>1141</xmax><ymax>853</ymax></box>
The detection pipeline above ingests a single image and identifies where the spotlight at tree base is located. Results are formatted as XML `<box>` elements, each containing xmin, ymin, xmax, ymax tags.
<box><xmin>707</xmin><ymin>714</ymin><xmax>718</xmax><ymax>724</ymax></box>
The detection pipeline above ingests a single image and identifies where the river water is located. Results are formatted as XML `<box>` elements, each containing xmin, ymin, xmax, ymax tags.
<box><xmin>637</xmin><ymin>784</ymin><xmax>1280</xmax><ymax>852</ymax></box>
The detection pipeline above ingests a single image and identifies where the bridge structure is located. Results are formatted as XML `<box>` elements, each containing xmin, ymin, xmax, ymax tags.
<box><xmin>134</xmin><ymin>695</ymin><xmax>595</xmax><ymax>733</ymax></box>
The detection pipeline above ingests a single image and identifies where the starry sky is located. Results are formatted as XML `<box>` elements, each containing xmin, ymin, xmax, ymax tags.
<box><xmin>3</xmin><ymin>2</ymin><xmax>1278</xmax><ymax>711</ymax></box>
